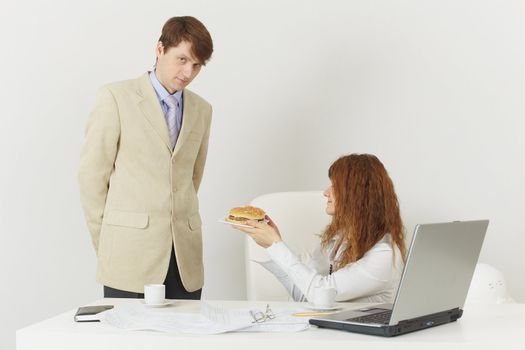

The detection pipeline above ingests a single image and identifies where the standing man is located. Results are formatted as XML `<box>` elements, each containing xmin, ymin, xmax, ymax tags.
<box><xmin>78</xmin><ymin>16</ymin><xmax>213</xmax><ymax>299</ymax></box>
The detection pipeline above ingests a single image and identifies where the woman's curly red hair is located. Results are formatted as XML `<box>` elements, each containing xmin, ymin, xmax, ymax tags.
<box><xmin>321</xmin><ymin>154</ymin><xmax>407</xmax><ymax>270</ymax></box>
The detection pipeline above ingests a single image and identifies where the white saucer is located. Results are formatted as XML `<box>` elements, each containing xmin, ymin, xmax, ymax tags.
<box><xmin>218</xmin><ymin>219</ymin><xmax>254</xmax><ymax>228</ymax></box>
<box><xmin>305</xmin><ymin>303</ymin><xmax>342</xmax><ymax>311</ymax></box>
<box><xmin>139</xmin><ymin>300</ymin><xmax>173</xmax><ymax>308</ymax></box>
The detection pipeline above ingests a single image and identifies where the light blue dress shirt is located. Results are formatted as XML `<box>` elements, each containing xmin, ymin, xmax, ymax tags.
<box><xmin>149</xmin><ymin>70</ymin><xmax>184</xmax><ymax>137</ymax></box>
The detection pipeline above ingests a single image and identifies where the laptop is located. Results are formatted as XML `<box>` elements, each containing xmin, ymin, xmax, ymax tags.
<box><xmin>309</xmin><ymin>220</ymin><xmax>489</xmax><ymax>337</ymax></box>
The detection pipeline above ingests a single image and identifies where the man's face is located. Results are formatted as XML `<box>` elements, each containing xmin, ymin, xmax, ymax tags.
<box><xmin>155</xmin><ymin>40</ymin><xmax>202</xmax><ymax>93</ymax></box>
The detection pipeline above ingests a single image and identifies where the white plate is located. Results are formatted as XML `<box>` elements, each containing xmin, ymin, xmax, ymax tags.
<box><xmin>304</xmin><ymin>303</ymin><xmax>342</xmax><ymax>311</ymax></box>
<box><xmin>218</xmin><ymin>219</ymin><xmax>255</xmax><ymax>228</ymax></box>
<box><xmin>139</xmin><ymin>300</ymin><xmax>173</xmax><ymax>308</ymax></box>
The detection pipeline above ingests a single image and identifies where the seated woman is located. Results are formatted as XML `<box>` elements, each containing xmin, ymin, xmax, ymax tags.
<box><xmin>234</xmin><ymin>154</ymin><xmax>407</xmax><ymax>304</ymax></box>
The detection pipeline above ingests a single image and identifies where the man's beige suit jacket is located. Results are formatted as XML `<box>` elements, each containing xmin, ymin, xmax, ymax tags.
<box><xmin>78</xmin><ymin>73</ymin><xmax>212</xmax><ymax>293</ymax></box>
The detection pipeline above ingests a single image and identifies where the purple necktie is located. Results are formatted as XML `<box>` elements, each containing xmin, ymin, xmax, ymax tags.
<box><xmin>164</xmin><ymin>95</ymin><xmax>180</xmax><ymax>150</ymax></box>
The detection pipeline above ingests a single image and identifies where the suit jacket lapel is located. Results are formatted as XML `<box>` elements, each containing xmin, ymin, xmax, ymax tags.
<box><xmin>173</xmin><ymin>89</ymin><xmax>198</xmax><ymax>156</ymax></box>
<box><xmin>136</xmin><ymin>73</ymin><xmax>172</xmax><ymax>151</ymax></box>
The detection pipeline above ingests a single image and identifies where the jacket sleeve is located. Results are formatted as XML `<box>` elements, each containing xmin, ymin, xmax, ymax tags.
<box><xmin>78</xmin><ymin>86</ymin><xmax>120</xmax><ymax>252</ymax></box>
<box><xmin>192</xmin><ymin>104</ymin><xmax>212</xmax><ymax>192</ymax></box>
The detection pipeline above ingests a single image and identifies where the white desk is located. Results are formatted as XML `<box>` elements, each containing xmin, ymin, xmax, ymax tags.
<box><xmin>17</xmin><ymin>299</ymin><xmax>525</xmax><ymax>350</ymax></box>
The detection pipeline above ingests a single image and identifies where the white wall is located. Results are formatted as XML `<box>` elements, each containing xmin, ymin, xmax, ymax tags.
<box><xmin>1</xmin><ymin>0</ymin><xmax>524</xmax><ymax>349</ymax></box>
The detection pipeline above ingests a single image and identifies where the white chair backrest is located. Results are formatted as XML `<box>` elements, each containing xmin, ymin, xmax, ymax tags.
<box><xmin>245</xmin><ymin>191</ymin><xmax>331</xmax><ymax>301</ymax></box>
<box><xmin>465</xmin><ymin>263</ymin><xmax>515</xmax><ymax>304</ymax></box>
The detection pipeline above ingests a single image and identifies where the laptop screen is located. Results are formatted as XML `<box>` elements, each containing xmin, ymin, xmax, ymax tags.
<box><xmin>388</xmin><ymin>220</ymin><xmax>488</xmax><ymax>325</ymax></box>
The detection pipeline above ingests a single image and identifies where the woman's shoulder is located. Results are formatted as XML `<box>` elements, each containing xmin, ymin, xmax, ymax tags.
<box><xmin>353</xmin><ymin>235</ymin><xmax>403</xmax><ymax>280</ymax></box>
<box><xmin>359</xmin><ymin>234</ymin><xmax>404</xmax><ymax>270</ymax></box>
<box><xmin>366</xmin><ymin>234</ymin><xmax>395</xmax><ymax>253</ymax></box>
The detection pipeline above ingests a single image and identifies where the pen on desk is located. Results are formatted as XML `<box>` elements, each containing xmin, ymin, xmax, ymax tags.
<box><xmin>291</xmin><ymin>311</ymin><xmax>337</xmax><ymax>317</ymax></box>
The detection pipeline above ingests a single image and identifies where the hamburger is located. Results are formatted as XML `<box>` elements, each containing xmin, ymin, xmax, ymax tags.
<box><xmin>226</xmin><ymin>206</ymin><xmax>266</xmax><ymax>225</ymax></box>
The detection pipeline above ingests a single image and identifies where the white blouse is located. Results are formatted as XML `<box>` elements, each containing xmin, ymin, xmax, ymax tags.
<box><xmin>264</xmin><ymin>234</ymin><xmax>404</xmax><ymax>304</ymax></box>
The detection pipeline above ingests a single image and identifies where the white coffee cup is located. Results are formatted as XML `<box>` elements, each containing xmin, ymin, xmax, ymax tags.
<box><xmin>313</xmin><ymin>286</ymin><xmax>337</xmax><ymax>308</ymax></box>
<box><xmin>144</xmin><ymin>284</ymin><xmax>165</xmax><ymax>305</ymax></box>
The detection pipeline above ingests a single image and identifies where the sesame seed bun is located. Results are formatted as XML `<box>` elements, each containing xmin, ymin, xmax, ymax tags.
<box><xmin>226</xmin><ymin>206</ymin><xmax>266</xmax><ymax>224</ymax></box>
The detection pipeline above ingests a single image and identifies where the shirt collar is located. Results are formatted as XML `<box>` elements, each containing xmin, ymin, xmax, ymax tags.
<box><xmin>149</xmin><ymin>70</ymin><xmax>183</xmax><ymax>104</ymax></box>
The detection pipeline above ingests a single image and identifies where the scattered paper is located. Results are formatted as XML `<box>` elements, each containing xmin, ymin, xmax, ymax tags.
<box><xmin>99</xmin><ymin>302</ymin><xmax>309</xmax><ymax>334</ymax></box>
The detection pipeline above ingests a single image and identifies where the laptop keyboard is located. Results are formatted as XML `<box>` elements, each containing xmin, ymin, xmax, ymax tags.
<box><xmin>347</xmin><ymin>310</ymin><xmax>392</xmax><ymax>325</ymax></box>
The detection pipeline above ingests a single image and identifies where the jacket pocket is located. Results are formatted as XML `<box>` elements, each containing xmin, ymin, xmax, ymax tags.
<box><xmin>188</xmin><ymin>213</ymin><xmax>202</xmax><ymax>231</ymax></box>
<box><xmin>103</xmin><ymin>210</ymin><xmax>149</xmax><ymax>229</ymax></box>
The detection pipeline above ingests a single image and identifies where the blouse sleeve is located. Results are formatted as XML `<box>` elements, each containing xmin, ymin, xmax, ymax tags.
<box><xmin>266</xmin><ymin>241</ymin><xmax>395</xmax><ymax>302</ymax></box>
<box><xmin>255</xmin><ymin>260</ymin><xmax>307</xmax><ymax>302</ymax></box>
